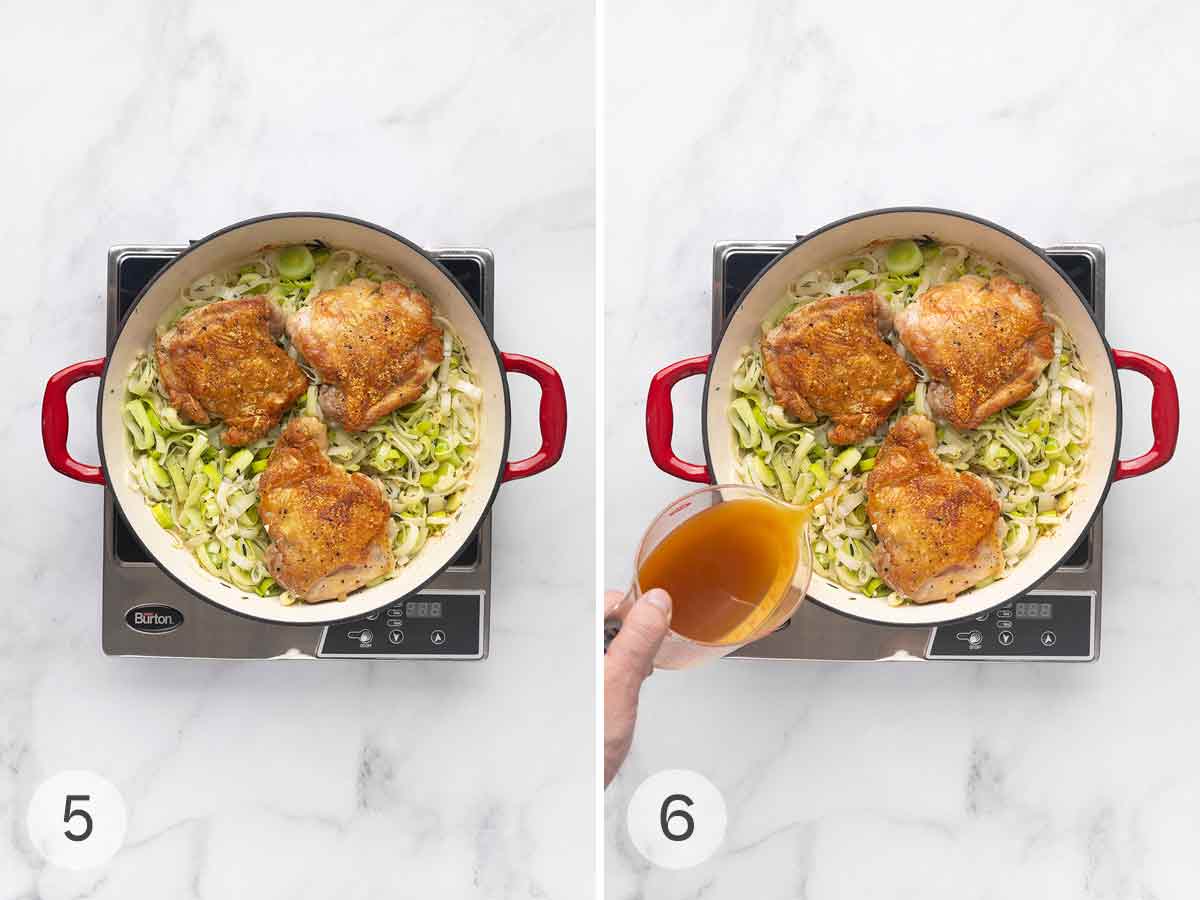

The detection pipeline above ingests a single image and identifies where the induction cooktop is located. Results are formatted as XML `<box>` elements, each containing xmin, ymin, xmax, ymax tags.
<box><xmin>101</xmin><ymin>245</ymin><xmax>493</xmax><ymax>660</ymax></box>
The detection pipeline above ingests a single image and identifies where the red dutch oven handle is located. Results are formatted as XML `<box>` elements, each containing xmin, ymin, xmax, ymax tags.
<box><xmin>43</xmin><ymin>358</ymin><xmax>107</xmax><ymax>485</ymax></box>
<box><xmin>646</xmin><ymin>355</ymin><xmax>713</xmax><ymax>483</ymax></box>
<box><xmin>501</xmin><ymin>353</ymin><xmax>567</xmax><ymax>481</ymax></box>
<box><xmin>1112</xmin><ymin>349</ymin><xmax>1179</xmax><ymax>481</ymax></box>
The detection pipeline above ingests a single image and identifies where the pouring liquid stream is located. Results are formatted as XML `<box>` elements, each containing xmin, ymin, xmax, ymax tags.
<box><xmin>636</xmin><ymin>495</ymin><xmax>822</xmax><ymax>645</ymax></box>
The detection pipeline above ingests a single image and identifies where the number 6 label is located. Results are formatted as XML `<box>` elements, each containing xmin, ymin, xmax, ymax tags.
<box><xmin>627</xmin><ymin>770</ymin><xmax>727</xmax><ymax>869</ymax></box>
<box><xmin>660</xmin><ymin>794</ymin><xmax>695</xmax><ymax>842</ymax></box>
<box><xmin>26</xmin><ymin>771</ymin><xmax>127</xmax><ymax>870</ymax></box>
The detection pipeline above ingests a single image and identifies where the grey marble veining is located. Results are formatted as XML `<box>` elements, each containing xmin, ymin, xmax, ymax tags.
<box><xmin>604</xmin><ymin>1</ymin><xmax>1199</xmax><ymax>897</ymax></box>
<box><xmin>0</xmin><ymin>1</ymin><xmax>594</xmax><ymax>897</ymax></box>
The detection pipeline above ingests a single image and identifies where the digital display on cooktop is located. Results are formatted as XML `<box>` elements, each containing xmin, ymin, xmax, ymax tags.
<box><xmin>406</xmin><ymin>600</ymin><xmax>443</xmax><ymax>618</ymax></box>
<box><xmin>1014</xmin><ymin>601</ymin><xmax>1053</xmax><ymax>620</ymax></box>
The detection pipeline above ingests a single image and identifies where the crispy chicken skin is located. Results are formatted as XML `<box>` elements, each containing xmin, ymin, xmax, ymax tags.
<box><xmin>761</xmin><ymin>293</ymin><xmax>917</xmax><ymax>445</ymax></box>
<box><xmin>155</xmin><ymin>297</ymin><xmax>308</xmax><ymax>446</ymax></box>
<box><xmin>258</xmin><ymin>417</ymin><xmax>393</xmax><ymax>603</ymax></box>
<box><xmin>895</xmin><ymin>275</ymin><xmax>1054</xmax><ymax>430</ymax></box>
<box><xmin>286</xmin><ymin>278</ymin><xmax>444</xmax><ymax>432</ymax></box>
<box><xmin>866</xmin><ymin>415</ymin><xmax>1004</xmax><ymax>604</ymax></box>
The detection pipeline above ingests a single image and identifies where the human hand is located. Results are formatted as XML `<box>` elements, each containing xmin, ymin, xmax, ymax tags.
<box><xmin>603</xmin><ymin>588</ymin><xmax>671</xmax><ymax>787</ymax></box>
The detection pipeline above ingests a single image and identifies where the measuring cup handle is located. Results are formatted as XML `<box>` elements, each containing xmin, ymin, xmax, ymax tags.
<box><xmin>602</xmin><ymin>589</ymin><xmax>637</xmax><ymax>653</ymax></box>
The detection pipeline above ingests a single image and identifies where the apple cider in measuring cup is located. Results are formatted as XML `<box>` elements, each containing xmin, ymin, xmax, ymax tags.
<box><xmin>636</xmin><ymin>498</ymin><xmax>806</xmax><ymax>645</ymax></box>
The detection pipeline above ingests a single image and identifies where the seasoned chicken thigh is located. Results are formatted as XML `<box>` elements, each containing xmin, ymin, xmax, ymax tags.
<box><xmin>287</xmin><ymin>279</ymin><xmax>444</xmax><ymax>432</ymax></box>
<box><xmin>155</xmin><ymin>297</ymin><xmax>307</xmax><ymax>446</ymax></box>
<box><xmin>761</xmin><ymin>293</ymin><xmax>916</xmax><ymax>445</ymax></box>
<box><xmin>895</xmin><ymin>275</ymin><xmax>1054</xmax><ymax>430</ymax></box>
<box><xmin>258</xmin><ymin>417</ymin><xmax>393</xmax><ymax>603</ymax></box>
<box><xmin>866</xmin><ymin>415</ymin><xmax>1004</xmax><ymax>603</ymax></box>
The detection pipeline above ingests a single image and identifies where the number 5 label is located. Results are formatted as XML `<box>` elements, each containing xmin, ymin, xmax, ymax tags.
<box><xmin>627</xmin><ymin>770</ymin><xmax>727</xmax><ymax>869</ymax></box>
<box><xmin>26</xmin><ymin>771</ymin><xmax>127</xmax><ymax>870</ymax></box>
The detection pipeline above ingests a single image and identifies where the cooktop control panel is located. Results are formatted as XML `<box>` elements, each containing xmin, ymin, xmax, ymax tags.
<box><xmin>318</xmin><ymin>592</ymin><xmax>484</xmax><ymax>659</ymax></box>
<box><xmin>927</xmin><ymin>592</ymin><xmax>1095</xmax><ymax>660</ymax></box>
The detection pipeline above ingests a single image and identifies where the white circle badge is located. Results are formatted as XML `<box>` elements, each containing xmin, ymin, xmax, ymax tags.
<box><xmin>626</xmin><ymin>769</ymin><xmax>727</xmax><ymax>869</ymax></box>
<box><xmin>26</xmin><ymin>771</ymin><xmax>128</xmax><ymax>870</ymax></box>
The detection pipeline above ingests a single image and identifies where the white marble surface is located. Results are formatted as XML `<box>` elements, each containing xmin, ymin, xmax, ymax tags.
<box><xmin>605</xmin><ymin>1</ymin><xmax>1200</xmax><ymax>897</ymax></box>
<box><xmin>0</xmin><ymin>2</ymin><xmax>593</xmax><ymax>898</ymax></box>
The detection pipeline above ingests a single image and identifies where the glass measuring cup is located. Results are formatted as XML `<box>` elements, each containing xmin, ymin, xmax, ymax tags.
<box><xmin>607</xmin><ymin>484</ymin><xmax>813</xmax><ymax>669</ymax></box>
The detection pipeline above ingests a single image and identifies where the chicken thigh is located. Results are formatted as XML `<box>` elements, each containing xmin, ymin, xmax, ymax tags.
<box><xmin>258</xmin><ymin>417</ymin><xmax>393</xmax><ymax>602</ymax></box>
<box><xmin>866</xmin><ymin>415</ymin><xmax>1004</xmax><ymax>603</ymax></box>
<box><xmin>155</xmin><ymin>297</ymin><xmax>308</xmax><ymax>446</ymax></box>
<box><xmin>761</xmin><ymin>293</ymin><xmax>916</xmax><ymax>444</ymax></box>
<box><xmin>287</xmin><ymin>279</ymin><xmax>444</xmax><ymax>432</ymax></box>
<box><xmin>895</xmin><ymin>275</ymin><xmax>1054</xmax><ymax>430</ymax></box>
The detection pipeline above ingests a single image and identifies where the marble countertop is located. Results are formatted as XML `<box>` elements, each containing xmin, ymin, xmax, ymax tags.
<box><xmin>0</xmin><ymin>2</ymin><xmax>593</xmax><ymax>898</ymax></box>
<box><xmin>604</xmin><ymin>1</ymin><xmax>1199</xmax><ymax>897</ymax></box>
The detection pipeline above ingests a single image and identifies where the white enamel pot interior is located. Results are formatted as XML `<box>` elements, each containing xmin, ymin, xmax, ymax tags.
<box><xmin>704</xmin><ymin>208</ymin><xmax>1121</xmax><ymax>626</ymax></box>
<box><xmin>98</xmin><ymin>213</ymin><xmax>509</xmax><ymax>625</ymax></box>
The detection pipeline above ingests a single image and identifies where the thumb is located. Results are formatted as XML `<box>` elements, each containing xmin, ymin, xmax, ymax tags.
<box><xmin>606</xmin><ymin>589</ymin><xmax>672</xmax><ymax>700</ymax></box>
